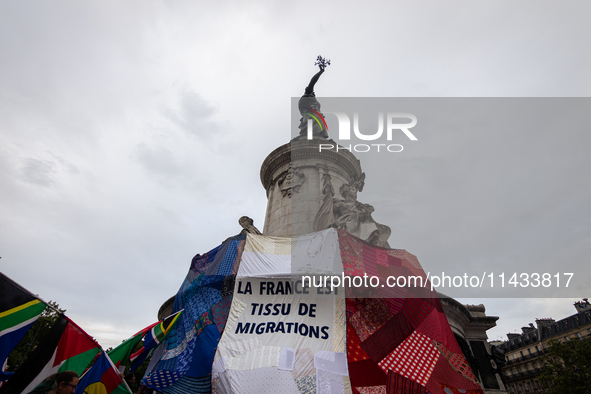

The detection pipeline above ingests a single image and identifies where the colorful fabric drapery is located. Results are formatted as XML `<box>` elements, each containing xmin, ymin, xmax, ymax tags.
<box><xmin>142</xmin><ymin>234</ymin><xmax>246</xmax><ymax>393</ymax></box>
<box><xmin>338</xmin><ymin>230</ymin><xmax>482</xmax><ymax>393</ymax></box>
<box><xmin>144</xmin><ymin>229</ymin><xmax>484</xmax><ymax>394</ymax></box>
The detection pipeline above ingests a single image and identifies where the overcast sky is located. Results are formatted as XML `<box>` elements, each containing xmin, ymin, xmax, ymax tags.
<box><xmin>1</xmin><ymin>1</ymin><xmax>590</xmax><ymax>348</ymax></box>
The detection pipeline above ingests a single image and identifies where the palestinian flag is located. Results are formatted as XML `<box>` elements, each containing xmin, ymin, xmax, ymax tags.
<box><xmin>0</xmin><ymin>274</ymin><xmax>47</xmax><ymax>381</ymax></box>
<box><xmin>107</xmin><ymin>322</ymin><xmax>158</xmax><ymax>372</ymax></box>
<box><xmin>128</xmin><ymin>310</ymin><xmax>182</xmax><ymax>372</ymax></box>
<box><xmin>75</xmin><ymin>351</ymin><xmax>132</xmax><ymax>394</ymax></box>
<box><xmin>0</xmin><ymin>315</ymin><xmax>100</xmax><ymax>394</ymax></box>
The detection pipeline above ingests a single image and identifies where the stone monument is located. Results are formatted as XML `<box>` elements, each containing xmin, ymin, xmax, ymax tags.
<box><xmin>158</xmin><ymin>58</ymin><xmax>507</xmax><ymax>393</ymax></box>
<box><xmin>258</xmin><ymin>57</ymin><xmax>507</xmax><ymax>393</ymax></box>
<box><xmin>261</xmin><ymin>56</ymin><xmax>391</xmax><ymax>248</ymax></box>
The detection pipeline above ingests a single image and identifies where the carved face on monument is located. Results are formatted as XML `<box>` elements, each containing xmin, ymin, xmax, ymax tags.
<box><xmin>340</xmin><ymin>184</ymin><xmax>358</xmax><ymax>201</ymax></box>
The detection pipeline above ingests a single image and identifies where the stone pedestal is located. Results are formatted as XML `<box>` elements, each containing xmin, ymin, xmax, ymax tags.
<box><xmin>260</xmin><ymin>138</ymin><xmax>362</xmax><ymax>237</ymax></box>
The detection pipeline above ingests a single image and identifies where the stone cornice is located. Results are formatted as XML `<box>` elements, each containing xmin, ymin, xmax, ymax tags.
<box><xmin>260</xmin><ymin>138</ymin><xmax>363</xmax><ymax>192</ymax></box>
<box><xmin>439</xmin><ymin>294</ymin><xmax>499</xmax><ymax>329</ymax></box>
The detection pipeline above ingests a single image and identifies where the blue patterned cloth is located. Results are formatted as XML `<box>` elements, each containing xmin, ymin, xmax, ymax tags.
<box><xmin>142</xmin><ymin>234</ymin><xmax>245</xmax><ymax>392</ymax></box>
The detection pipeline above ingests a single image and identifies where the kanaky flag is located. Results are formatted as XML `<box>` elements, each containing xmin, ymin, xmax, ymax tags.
<box><xmin>107</xmin><ymin>322</ymin><xmax>158</xmax><ymax>373</ymax></box>
<box><xmin>0</xmin><ymin>274</ymin><xmax>47</xmax><ymax>381</ymax></box>
<box><xmin>75</xmin><ymin>351</ymin><xmax>132</xmax><ymax>394</ymax></box>
<box><xmin>128</xmin><ymin>310</ymin><xmax>182</xmax><ymax>372</ymax></box>
<box><xmin>0</xmin><ymin>315</ymin><xmax>100</xmax><ymax>394</ymax></box>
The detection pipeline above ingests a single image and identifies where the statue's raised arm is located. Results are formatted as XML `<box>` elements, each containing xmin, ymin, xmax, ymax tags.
<box><xmin>304</xmin><ymin>56</ymin><xmax>330</xmax><ymax>97</ymax></box>
<box><xmin>298</xmin><ymin>56</ymin><xmax>331</xmax><ymax>139</ymax></box>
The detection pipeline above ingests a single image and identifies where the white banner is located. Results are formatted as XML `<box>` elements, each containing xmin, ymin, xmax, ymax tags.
<box><xmin>213</xmin><ymin>229</ymin><xmax>350</xmax><ymax>394</ymax></box>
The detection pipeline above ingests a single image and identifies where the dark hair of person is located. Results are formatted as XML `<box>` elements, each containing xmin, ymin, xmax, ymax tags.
<box><xmin>29</xmin><ymin>371</ymin><xmax>79</xmax><ymax>393</ymax></box>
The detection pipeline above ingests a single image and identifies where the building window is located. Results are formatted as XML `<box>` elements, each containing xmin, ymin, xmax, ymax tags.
<box><xmin>565</xmin><ymin>336</ymin><xmax>570</xmax><ymax>341</ymax></box>
<box><xmin>527</xmin><ymin>348</ymin><xmax>532</xmax><ymax>355</ymax></box>
<box><xmin>535</xmin><ymin>345</ymin><xmax>539</xmax><ymax>352</ymax></box>
<box><xmin>577</xmin><ymin>332</ymin><xmax>583</xmax><ymax>339</ymax></box>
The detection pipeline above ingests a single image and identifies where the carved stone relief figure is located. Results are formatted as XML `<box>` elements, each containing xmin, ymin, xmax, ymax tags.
<box><xmin>333</xmin><ymin>182</ymin><xmax>391</xmax><ymax>248</ymax></box>
<box><xmin>314</xmin><ymin>165</ymin><xmax>335</xmax><ymax>231</ymax></box>
<box><xmin>277</xmin><ymin>166</ymin><xmax>306</xmax><ymax>198</ymax></box>
<box><xmin>314</xmin><ymin>171</ymin><xmax>391</xmax><ymax>248</ymax></box>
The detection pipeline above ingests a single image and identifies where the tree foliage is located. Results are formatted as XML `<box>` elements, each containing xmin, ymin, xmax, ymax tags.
<box><xmin>6</xmin><ymin>300</ymin><xmax>65</xmax><ymax>372</ymax></box>
<box><xmin>539</xmin><ymin>339</ymin><xmax>591</xmax><ymax>394</ymax></box>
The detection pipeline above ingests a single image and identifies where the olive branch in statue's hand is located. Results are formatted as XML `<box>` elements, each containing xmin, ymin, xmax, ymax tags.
<box><xmin>315</xmin><ymin>56</ymin><xmax>331</xmax><ymax>71</ymax></box>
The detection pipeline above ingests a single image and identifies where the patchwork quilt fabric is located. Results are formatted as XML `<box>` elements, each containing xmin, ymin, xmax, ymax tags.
<box><xmin>339</xmin><ymin>230</ymin><xmax>483</xmax><ymax>394</ymax></box>
<box><xmin>143</xmin><ymin>229</ymin><xmax>484</xmax><ymax>394</ymax></box>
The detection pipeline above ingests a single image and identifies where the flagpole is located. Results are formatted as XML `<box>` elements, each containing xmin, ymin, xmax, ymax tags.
<box><xmin>104</xmin><ymin>351</ymin><xmax>134</xmax><ymax>393</ymax></box>
<box><xmin>163</xmin><ymin>309</ymin><xmax>184</xmax><ymax>320</ymax></box>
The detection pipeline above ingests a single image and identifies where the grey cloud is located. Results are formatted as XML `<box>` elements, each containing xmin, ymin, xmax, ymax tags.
<box><xmin>19</xmin><ymin>158</ymin><xmax>58</xmax><ymax>187</ymax></box>
<box><xmin>134</xmin><ymin>143</ymin><xmax>182</xmax><ymax>177</ymax></box>
<box><xmin>132</xmin><ymin>141</ymin><xmax>213</xmax><ymax>193</ymax></box>
<box><xmin>52</xmin><ymin>154</ymin><xmax>81</xmax><ymax>175</ymax></box>
<box><xmin>163</xmin><ymin>88</ymin><xmax>221</xmax><ymax>138</ymax></box>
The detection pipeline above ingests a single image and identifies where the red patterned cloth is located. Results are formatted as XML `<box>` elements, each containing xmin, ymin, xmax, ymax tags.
<box><xmin>387</xmin><ymin>371</ymin><xmax>430</xmax><ymax>394</ymax></box>
<box><xmin>378</xmin><ymin>331</ymin><xmax>440</xmax><ymax>386</ymax></box>
<box><xmin>433</xmin><ymin>341</ymin><xmax>478</xmax><ymax>384</ymax></box>
<box><xmin>357</xmin><ymin>385</ymin><xmax>387</xmax><ymax>394</ymax></box>
<box><xmin>440</xmin><ymin>383</ymin><xmax>482</xmax><ymax>394</ymax></box>
<box><xmin>347</xmin><ymin>324</ymin><xmax>371</xmax><ymax>362</ymax></box>
<box><xmin>350</xmin><ymin>298</ymin><xmax>392</xmax><ymax>341</ymax></box>
<box><xmin>338</xmin><ymin>231</ymin><xmax>484</xmax><ymax>394</ymax></box>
